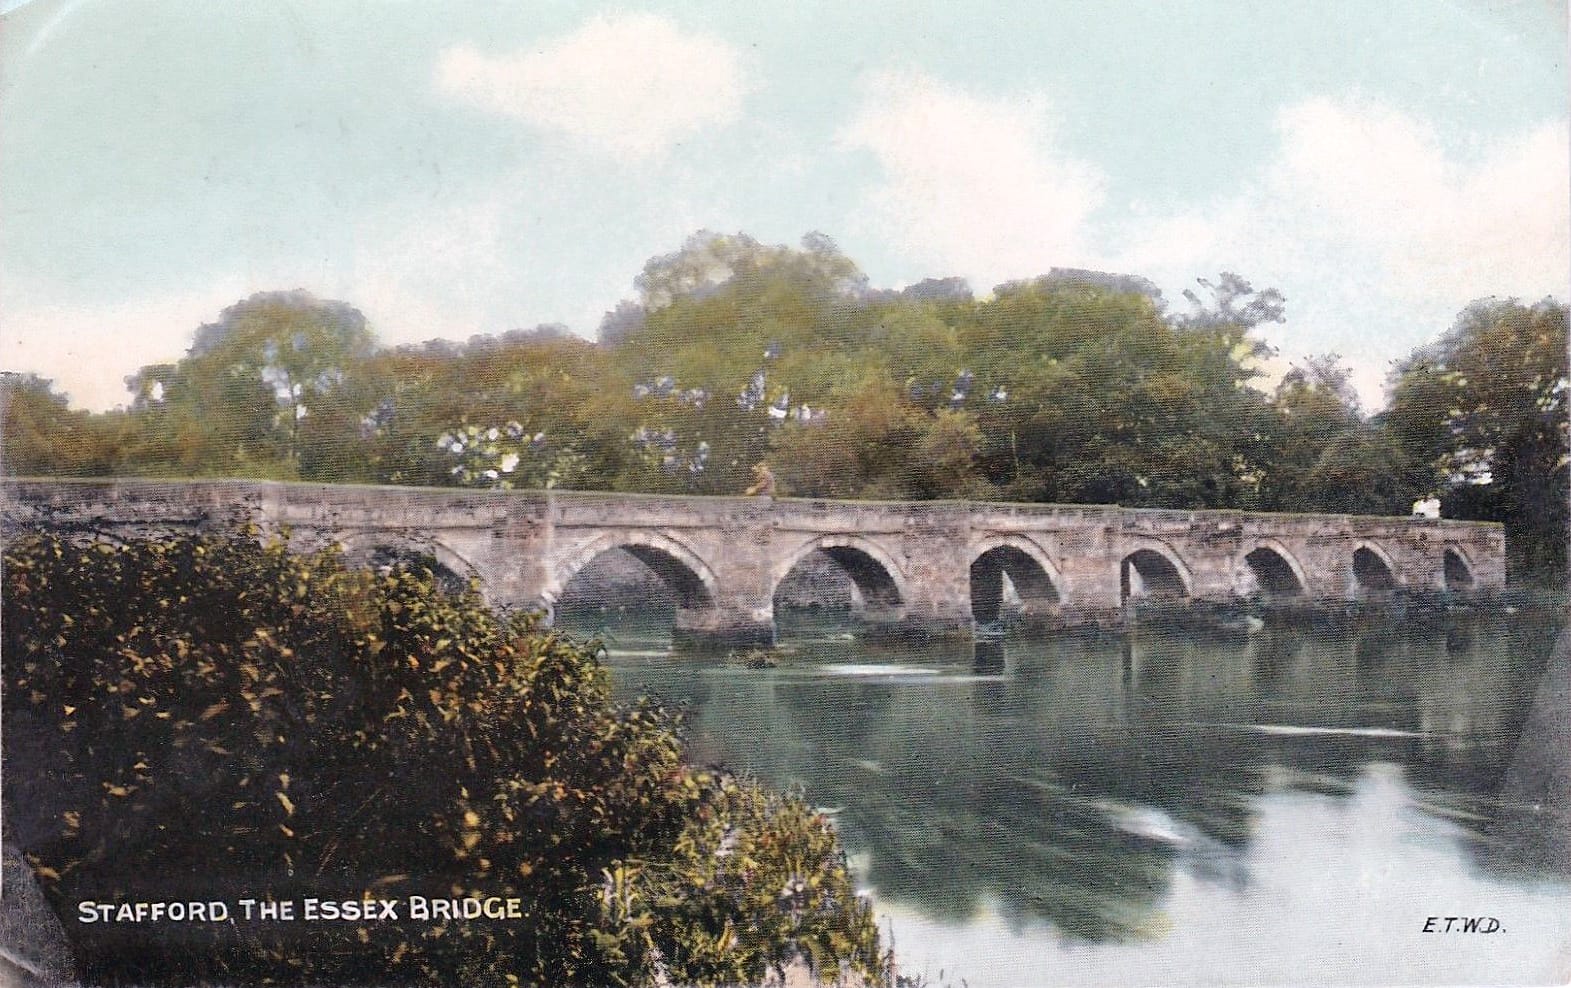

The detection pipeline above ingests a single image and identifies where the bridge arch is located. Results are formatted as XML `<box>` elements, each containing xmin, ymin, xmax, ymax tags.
<box><xmin>1443</xmin><ymin>546</ymin><xmax>1475</xmax><ymax>592</ymax></box>
<box><xmin>969</xmin><ymin>534</ymin><xmax>1064</xmax><ymax>624</ymax></box>
<box><xmin>1239</xmin><ymin>540</ymin><xmax>1309</xmax><ymax>599</ymax></box>
<box><xmin>772</xmin><ymin>535</ymin><xmax>908</xmax><ymax>618</ymax></box>
<box><xmin>1350</xmin><ymin>541</ymin><xmax>1400</xmax><ymax>597</ymax></box>
<box><xmin>336</xmin><ymin>531</ymin><xmax>482</xmax><ymax>596</ymax></box>
<box><xmin>544</xmin><ymin>530</ymin><xmax>720</xmax><ymax>615</ymax></box>
<box><xmin>1119</xmin><ymin>540</ymin><xmax>1192</xmax><ymax>604</ymax></box>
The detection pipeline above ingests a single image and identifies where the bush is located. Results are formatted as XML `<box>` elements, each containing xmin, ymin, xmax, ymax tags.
<box><xmin>2</xmin><ymin>531</ymin><xmax>883</xmax><ymax>986</ymax></box>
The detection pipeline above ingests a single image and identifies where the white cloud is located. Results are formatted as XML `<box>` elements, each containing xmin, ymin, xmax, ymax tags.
<box><xmin>434</xmin><ymin>13</ymin><xmax>749</xmax><ymax>161</ymax></box>
<box><xmin>839</xmin><ymin>69</ymin><xmax>1106</xmax><ymax>289</ymax></box>
<box><xmin>1119</xmin><ymin>97</ymin><xmax>1569</xmax><ymax>407</ymax></box>
<box><xmin>1265</xmin><ymin>98</ymin><xmax>1568</xmax><ymax>307</ymax></box>
<box><xmin>343</xmin><ymin>193</ymin><xmax>517</xmax><ymax>345</ymax></box>
<box><xmin>838</xmin><ymin>79</ymin><xmax>1565</xmax><ymax>408</ymax></box>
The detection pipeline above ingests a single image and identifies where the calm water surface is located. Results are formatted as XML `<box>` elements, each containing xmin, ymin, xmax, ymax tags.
<box><xmin>571</xmin><ymin>610</ymin><xmax>1570</xmax><ymax>986</ymax></box>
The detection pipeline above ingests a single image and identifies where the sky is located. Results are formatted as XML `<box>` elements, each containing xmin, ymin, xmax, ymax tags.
<box><xmin>1</xmin><ymin>0</ymin><xmax>1566</xmax><ymax>412</ymax></box>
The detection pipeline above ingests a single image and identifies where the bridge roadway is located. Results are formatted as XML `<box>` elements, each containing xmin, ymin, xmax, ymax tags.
<box><xmin>2</xmin><ymin>479</ymin><xmax>1505</xmax><ymax>644</ymax></box>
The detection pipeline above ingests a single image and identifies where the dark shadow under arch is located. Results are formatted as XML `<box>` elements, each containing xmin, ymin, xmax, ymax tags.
<box><xmin>1443</xmin><ymin>549</ymin><xmax>1474</xmax><ymax>592</ymax></box>
<box><xmin>558</xmin><ymin>544</ymin><xmax>713</xmax><ymax>611</ymax></box>
<box><xmin>1120</xmin><ymin>549</ymin><xmax>1187</xmax><ymax>604</ymax></box>
<box><xmin>774</xmin><ymin>545</ymin><xmax>904</xmax><ymax>632</ymax></box>
<box><xmin>819</xmin><ymin>546</ymin><xmax>903</xmax><ymax>609</ymax></box>
<box><xmin>1352</xmin><ymin>546</ymin><xmax>1397</xmax><ymax>597</ymax></box>
<box><xmin>970</xmin><ymin>546</ymin><xmax>1060</xmax><ymax>625</ymax></box>
<box><xmin>774</xmin><ymin>549</ymin><xmax>859</xmax><ymax>614</ymax></box>
<box><xmin>1244</xmin><ymin>546</ymin><xmax>1306</xmax><ymax>600</ymax></box>
<box><xmin>553</xmin><ymin>544</ymin><xmax>717</xmax><ymax>642</ymax></box>
<box><xmin>620</xmin><ymin>544</ymin><xmax>713</xmax><ymax>610</ymax></box>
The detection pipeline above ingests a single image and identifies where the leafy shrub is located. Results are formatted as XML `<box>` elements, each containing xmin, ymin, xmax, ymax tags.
<box><xmin>3</xmin><ymin>531</ymin><xmax>883</xmax><ymax>986</ymax></box>
<box><xmin>596</xmin><ymin>778</ymin><xmax>880</xmax><ymax>986</ymax></box>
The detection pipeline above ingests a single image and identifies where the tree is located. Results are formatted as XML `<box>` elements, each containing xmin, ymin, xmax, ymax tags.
<box><xmin>3</xmin><ymin>232</ymin><xmax>1367</xmax><ymax>523</ymax></box>
<box><xmin>1259</xmin><ymin>355</ymin><xmax>1368</xmax><ymax>511</ymax></box>
<box><xmin>1170</xmin><ymin>271</ymin><xmax>1286</xmax><ymax>331</ymax></box>
<box><xmin>908</xmin><ymin>407</ymin><xmax>988</xmax><ymax>499</ymax></box>
<box><xmin>0</xmin><ymin>373</ymin><xmax>123</xmax><ymax>476</ymax></box>
<box><xmin>769</xmin><ymin>376</ymin><xmax>918</xmax><ymax>499</ymax></box>
<box><xmin>597</xmin><ymin>299</ymin><xmax>646</xmax><ymax>344</ymax></box>
<box><xmin>123</xmin><ymin>291</ymin><xmax>376</xmax><ymax>478</ymax></box>
<box><xmin>1387</xmin><ymin>298</ymin><xmax>1569</xmax><ymax>582</ymax></box>
<box><xmin>960</xmin><ymin>276</ymin><xmax>1275</xmax><ymax>508</ymax></box>
<box><xmin>1299</xmin><ymin>425</ymin><xmax>1414</xmax><ymax>515</ymax></box>
<box><xmin>898</xmin><ymin>277</ymin><xmax>973</xmax><ymax>304</ymax></box>
<box><xmin>631</xmin><ymin>230</ymin><xmax>867</xmax><ymax>313</ymax></box>
<box><xmin>348</xmin><ymin>333</ymin><xmax>624</xmax><ymax>490</ymax></box>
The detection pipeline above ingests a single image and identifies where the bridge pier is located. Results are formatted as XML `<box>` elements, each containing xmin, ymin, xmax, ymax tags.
<box><xmin>862</xmin><ymin>611</ymin><xmax>974</xmax><ymax>642</ymax></box>
<box><xmin>672</xmin><ymin>608</ymin><xmax>775</xmax><ymax>648</ymax></box>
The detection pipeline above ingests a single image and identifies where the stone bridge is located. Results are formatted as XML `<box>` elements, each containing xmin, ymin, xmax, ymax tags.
<box><xmin>2</xmin><ymin>479</ymin><xmax>1505</xmax><ymax>643</ymax></box>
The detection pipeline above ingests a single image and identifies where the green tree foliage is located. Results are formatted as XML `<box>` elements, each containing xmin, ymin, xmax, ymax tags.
<box><xmin>1387</xmin><ymin>298</ymin><xmax>1570</xmax><ymax>582</ymax></box>
<box><xmin>122</xmin><ymin>291</ymin><xmax>375</xmax><ymax>478</ymax></box>
<box><xmin>629</xmin><ymin>230</ymin><xmax>868</xmax><ymax>316</ymax></box>
<box><xmin>1257</xmin><ymin>354</ymin><xmax>1414</xmax><ymax>517</ymax></box>
<box><xmin>769</xmin><ymin>376</ymin><xmax>928</xmax><ymax>499</ymax></box>
<box><xmin>3</xmin><ymin>533</ymin><xmax>883</xmax><ymax>986</ymax></box>
<box><xmin>1170</xmin><ymin>271</ymin><xmax>1286</xmax><ymax>330</ymax></box>
<box><xmin>1255</xmin><ymin>354</ymin><xmax>1415</xmax><ymax>513</ymax></box>
<box><xmin>0</xmin><ymin>373</ymin><xmax>124</xmax><ymax>476</ymax></box>
<box><xmin>961</xmin><ymin>274</ymin><xmax>1274</xmax><ymax>507</ymax></box>
<box><xmin>11</xmin><ymin>233</ymin><xmax>1564</xmax><ymax>580</ymax></box>
<box><xmin>345</xmin><ymin>329</ymin><xmax>616</xmax><ymax>490</ymax></box>
<box><xmin>1297</xmin><ymin>425</ymin><xmax>1415</xmax><ymax>516</ymax></box>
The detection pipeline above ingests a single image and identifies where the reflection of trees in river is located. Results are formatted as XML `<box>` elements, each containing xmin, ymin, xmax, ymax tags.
<box><xmin>1391</xmin><ymin>617</ymin><xmax>1563</xmax><ymax>880</ymax></box>
<box><xmin>603</xmin><ymin>612</ymin><xmax>1562</xmax><ymax>942</ymax></box>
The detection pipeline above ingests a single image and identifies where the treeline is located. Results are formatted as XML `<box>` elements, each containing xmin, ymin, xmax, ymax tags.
<box><xmin>3</xmin><ymin>232</ymin><xmax>1566</xmax><ymax>581</ymax></box>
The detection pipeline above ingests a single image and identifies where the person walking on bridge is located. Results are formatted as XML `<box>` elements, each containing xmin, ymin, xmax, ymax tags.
<box><xmin>744</xmin><ymin>461</ymin><xmax>775</xmax><ymax>497</ymax></box>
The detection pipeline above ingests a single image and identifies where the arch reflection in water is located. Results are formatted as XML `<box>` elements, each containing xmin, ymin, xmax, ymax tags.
<box><xmin>603</xmin><ymin>613</ymin><xmax>1563</xmax><ymax>951</ymax></box>
<box><xmin>973</xmin><ymin>639</ymin><xmax>1006</xmax><ymax>675</ymax></box>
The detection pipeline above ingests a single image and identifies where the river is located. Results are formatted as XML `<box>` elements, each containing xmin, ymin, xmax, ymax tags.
<box><xmin>564</xmin><ymin>607</ymin><xmax>1570</xmax><ymax>986</ymax></box>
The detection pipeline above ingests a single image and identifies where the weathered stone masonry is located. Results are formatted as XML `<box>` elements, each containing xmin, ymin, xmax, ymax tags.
<box><xmin>1</xmin><ymin>479</ymin><xmax>1505</xmax><ymax>644</ymax></box>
